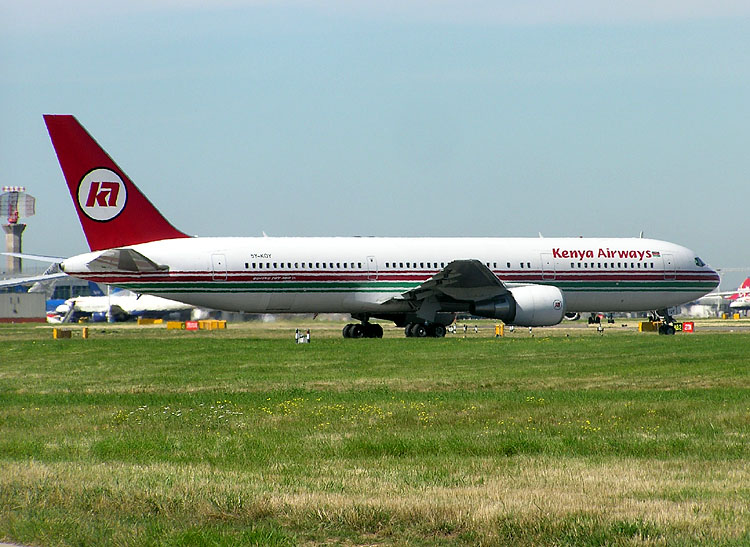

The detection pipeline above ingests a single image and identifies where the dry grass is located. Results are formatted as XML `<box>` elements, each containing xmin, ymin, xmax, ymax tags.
<box><xmin>3</xmin><ymin>456</ymin><xmax>747</xmax><ymax>544</ymax></box>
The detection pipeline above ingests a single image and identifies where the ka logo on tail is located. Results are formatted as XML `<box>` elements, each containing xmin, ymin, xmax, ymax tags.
<box><xmin>77</xmin><ymin>168</ymin><xmax>128</xmax><ymax>221</ymax></box>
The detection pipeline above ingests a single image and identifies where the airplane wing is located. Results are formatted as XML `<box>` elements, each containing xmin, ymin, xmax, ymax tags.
<box><xmin>707</xmin><ymin>291</ymin><xmax>739</xmax><ymax>299</ymax></box>
<box><xmin>0</xmin><ymin>272</ymin><xmax>68</xmax><ymax>288</ymax></box>
<box><xmin>395</xmin><ymin>259</ymin><xmax>509</xmax><ymax>303</ymax></box>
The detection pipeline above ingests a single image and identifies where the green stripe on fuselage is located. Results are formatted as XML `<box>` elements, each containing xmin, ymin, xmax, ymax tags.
<box><xmin>116</xmin><ymin>278</ymin><xmax>715</xmax><ymax>294</ymax></box>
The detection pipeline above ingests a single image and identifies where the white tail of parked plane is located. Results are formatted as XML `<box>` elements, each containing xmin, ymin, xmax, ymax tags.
<box><xmin>43</xmin><ymin>115</ymin><xmax>720</xmax><ymax>337</ymax></box>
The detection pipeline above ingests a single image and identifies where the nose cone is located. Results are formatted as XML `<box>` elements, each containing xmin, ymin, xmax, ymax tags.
<box><xmin>707</xmin><ymin>266</ymin><xmax>721</xmax><ymax>290</ymax></box>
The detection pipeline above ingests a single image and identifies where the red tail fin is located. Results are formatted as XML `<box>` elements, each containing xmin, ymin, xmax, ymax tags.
<box><xmin>741</xmin><ymin>278</ymin><xmax>750</xmax><ymax>289</ymax></box>
<box><xmin>44</xmin><ymin>115</ymin><xmax>189</xmax><ymax>251</ymax></box>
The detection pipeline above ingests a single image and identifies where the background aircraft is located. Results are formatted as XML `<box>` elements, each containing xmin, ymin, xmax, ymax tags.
<box><xmin>49</xmin><ymin>288</ymin><xmax>197</xmax><ymax>323</ymax></box>
<box><xmin>714</xmin><ymin>277</ymin><xmax>750</xmax><ymax>313</ymax></box>
<box><xmin>1</xmin><ymin>257</ymin><xmax>198</xmax><ymax>323</ymax></box>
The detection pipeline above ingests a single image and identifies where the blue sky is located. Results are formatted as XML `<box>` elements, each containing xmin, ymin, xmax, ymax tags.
<box><xmin>1</xmin><ymin>2</ymin><xmax>749</xmax><ymax>288</ymax></box>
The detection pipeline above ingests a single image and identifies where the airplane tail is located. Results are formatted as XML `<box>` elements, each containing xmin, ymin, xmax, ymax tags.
<box><xmin>44</xmin><ymin>115</ymin><xmax>189</xmax><ymax>251</ymax></box>
<box><xmin>725</xmin><ymin>277</ymin><xmax>750</xmax><ymax>300</ymax></box>
<box><xmin>88</xmin><ymin>281</ymin><xmax>105</xmax><ymax>297</ymax></box>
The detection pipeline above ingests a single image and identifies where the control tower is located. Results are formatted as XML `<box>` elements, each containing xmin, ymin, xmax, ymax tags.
<box><xmin>1</xmin><ymin>186</ymin><xmax>36</xmax><ymax>274</ymax></box>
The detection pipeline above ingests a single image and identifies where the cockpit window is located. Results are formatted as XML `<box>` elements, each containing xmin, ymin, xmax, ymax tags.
<box><xmin>695</xmin><ymin>257</ymin><xmax>706</xmax><ymax>267</ymax></box>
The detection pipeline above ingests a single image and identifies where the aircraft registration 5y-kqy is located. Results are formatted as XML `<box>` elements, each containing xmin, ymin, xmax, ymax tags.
<box><xmin>45</xmin><ymin>115</ymin><xmax>720</xmax><ymax>337</ymax></box>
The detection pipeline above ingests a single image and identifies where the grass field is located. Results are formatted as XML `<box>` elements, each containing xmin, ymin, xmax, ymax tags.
<box><xmin>0</xmin><ymin>321</ymin><xmax>748</xmax><ymax>545</ymax></box>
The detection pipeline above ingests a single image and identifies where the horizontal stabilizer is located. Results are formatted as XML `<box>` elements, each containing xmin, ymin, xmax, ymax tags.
<box><xmin>1</xmin><ymin>252</ymin><xmax>65</xmax><ymax>263</ymax></box>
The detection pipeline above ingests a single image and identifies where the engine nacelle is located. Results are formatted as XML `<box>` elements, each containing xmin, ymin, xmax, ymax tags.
<box><xmin>471</xmin><ymin>285</ymin><xmax>565</xmax><ymax>327</ymax></box>
<box><xmin>471</xmin><ymin>294</ymin><xmax>515</xmax><ymax>322</ymax></box>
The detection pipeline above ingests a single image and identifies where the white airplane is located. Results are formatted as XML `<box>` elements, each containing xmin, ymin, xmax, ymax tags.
<box><xmin>42</xmin><ymin>115</ymin><xmax>719</xmax><ymax>337</ymax></box>
<box><xmin>50</xmin><ymin>289</ymin><xmax>196</xmax><ymax>323</ymax></box>
<box><xmin>713</xmin><ymin>277</ymin><xmax>750</xmax><ymax>313</ymax></box>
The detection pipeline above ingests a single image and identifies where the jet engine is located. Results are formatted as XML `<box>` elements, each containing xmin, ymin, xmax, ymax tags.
<box><xmin>564</xmin><ymin>312</ymin><xmax>581</xmax><ymax>321</ymax></box>
<box><xmin>471</xmin><ymin>285</ymin><xmax>565</xmax><ymax>326</ymax></box>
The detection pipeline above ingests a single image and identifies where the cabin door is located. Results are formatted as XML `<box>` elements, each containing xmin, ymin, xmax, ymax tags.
<box><xmin>366</xmin><ymin>256</ymin><xmax>378</xmax><ymax>281</ymax></box>
<box><xmin>211</xmin><ymin>254</ymin><xmax>227</xmax><ymax>281</ymax></box>
<box><xmin>540</xmin><ymin>253</ymin><xmax>556</xmax><ymax>280</ymax></box>
<box><xmin>662</xmin><ymin>253</ymin><xmax>675</xmax><ymax>281</ymax></box>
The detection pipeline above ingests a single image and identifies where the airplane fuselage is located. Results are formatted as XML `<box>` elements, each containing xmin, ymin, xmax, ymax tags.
<box><xmin>61</xmin><ymin>236</ymin><xmax>718</xmax><ymax>316</ymax></box>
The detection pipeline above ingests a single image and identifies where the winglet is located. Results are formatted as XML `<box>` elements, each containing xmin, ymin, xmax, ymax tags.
<box><xmin>44</xmin><ymin>115</ymin><xmax>189</xmax><ymax>251</ymax></box>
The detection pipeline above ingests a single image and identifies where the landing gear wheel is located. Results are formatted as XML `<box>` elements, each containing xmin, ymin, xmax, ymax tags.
<box><xmin>431</xmin><ymin>324</ymin><xmax>446</xmax><ymax>338</ymax></box>
<box><xmin>349</xmin><ymin>324</ymin><xmax>365</xmax><ymax>338</ymax></box>
<box><xmin>365</xmin><ymin>323</ymin><xmax>384</xmax><ymax>338</ymax></box>
<box><xmin>343</xmin><ymin>324</ymin><xmax>354</xmax><ymax>338</ymax></box>
<box><xmin>404</xmin><ymin>323</ymin><xmax>414</xmax><ymax>337</ymax></box>
<box><xmin>658</xmin><ymin>324</ymin><xmax>676</xmax><ymax>335</ymax></box>
<box><xmin>410</xmin><ymin>323</ymin><xmax>428</xmax><ymax>338</ymax></box>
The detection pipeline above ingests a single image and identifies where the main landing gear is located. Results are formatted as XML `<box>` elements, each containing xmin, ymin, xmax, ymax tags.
<box><xmin>404</xmin><ymin>322</ymin><xmax>446</xmax><ymax>338</ymax></box>
<box><xmin>342</xmin><ymin>313</ymin><xmax>452</xmax><ymax>339</ymax></box>
<box><xmin>342</xmin><ymin>322</ymin><xmax>383</xmax><ymax>338</ymax></box>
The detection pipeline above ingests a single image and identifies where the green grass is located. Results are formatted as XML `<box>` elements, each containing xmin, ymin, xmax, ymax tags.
<box><xmin>1</xmin><ymin>322</ymin><xmax>748</xmax><ymax>545</ymax></box>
